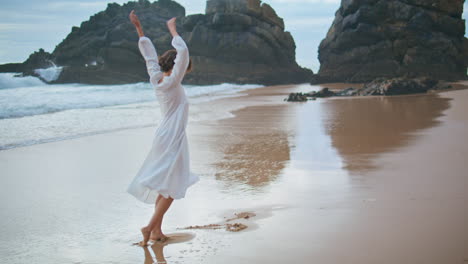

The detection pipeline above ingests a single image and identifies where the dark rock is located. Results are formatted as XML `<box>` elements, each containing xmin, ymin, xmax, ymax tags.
<box><xmin>463</xmin><ymin>38</ymin><xmax>468</xmax><ymax>68</ymax></box>
<box><xmin>21</xmin><ymin>49</ymin><xmax>55</xmax><ymax>76</ymax></box>
<box><xmin>428</xmin><ymin>81</ymin><xmax>454</xmax><ymax>91</ymax></box>
<box><xmin>286</xmin><ymin>92</ymin><xmax>308</xmax><ymax>102</ymax></box>
<box><xmin>307</xmin><ymin>77</ymin><xmax>447</xmax><ymax>99</ymax></box>
<box><xmin>318</xmin><ymin>0</ymin><xmax>467</xmax><ymax>83</ymax></box>
<box><xmin>335</xmin><ymin>87</ymin><xmax>358</xmax><ymax>96</ymax></box>
<box><xmin>357</xmin><ymin>77</ymin><xmax>438</xmax><ymax>95</ymax></box>
<box><xmin>0</xmin><ymin>63</ymin><xmax>23</xmax><ymax>73</ymax></box>
<box><xmin>182</xmin><ymin>0</ymin><xmax>312</xmax><ymax>85</ymax></box>
<box><xmin>307</xmin><ymin>87</ymin><xmax>336</xmax><ymax>98</ymax></box>
<box><xmin>50</xmin><ymin>0</ymin><xmax>183</xmax><ymax>84</ymax></box>
<box><xmin>1</xmin><ymin>0</ymin><xmax>312</xmax><ymax>85</ymax></box>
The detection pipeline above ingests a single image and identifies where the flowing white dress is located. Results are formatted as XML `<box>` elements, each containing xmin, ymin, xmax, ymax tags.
<box><xmin>127</xmin><ymin>35</ymin><xmax>199</xmax><ymax>204</ymax></box>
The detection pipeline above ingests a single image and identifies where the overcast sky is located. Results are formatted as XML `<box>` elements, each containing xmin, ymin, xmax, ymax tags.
<box><xmin>0</xmin><ymin>0</ymin><xmax>467</xmax><ymax>73</ymax></box>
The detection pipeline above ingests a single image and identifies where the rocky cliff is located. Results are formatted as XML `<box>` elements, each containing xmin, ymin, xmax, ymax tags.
<box><xmin>43</xmin><ymin>0</ymin><xmax>185</xmax><ymax>84</ymax></box>
<box><xmin>5</xmin><ymin>0</ymin><xmax>312</xmax><ymax>85</ymax></box>
<box><xmin>181</xmin><ymin>0</ymin><xmax>312</xmax><ymax>84</ymax></box>
<box><xmin>317</xmin><ymin>0</ymin><xmax>468</xmax><ymax>83</ymax></box>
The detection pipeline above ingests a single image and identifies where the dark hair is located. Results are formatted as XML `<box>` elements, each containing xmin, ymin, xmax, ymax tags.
<box><xmin>159</xmin><ymin>49</ymin><xmax>193</xmax><ymax>73</ymax></box>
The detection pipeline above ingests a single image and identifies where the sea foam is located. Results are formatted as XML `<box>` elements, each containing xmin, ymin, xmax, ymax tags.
<box><xmin>34</xmin><ymin>65</ymin><xmax>63</xmax><ymax>82</ymax></box>
<box><xmin>0</xmin><ymin>73</ymin><xmax>261</xmax><ymax>119</ymax></box>
<box><xmin>0</xmin><ymin>73</ymin><xmax>45</xmax><ymax>89</ymax></box>
<box><xmin>0</xmin><ymin>73</ymin><xmax>262</xmax><ymax>149</ymax></box>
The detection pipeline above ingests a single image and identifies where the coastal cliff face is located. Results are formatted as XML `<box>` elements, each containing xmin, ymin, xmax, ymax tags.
<box><xmin>49</xmin><ymin>0</ymin><xmax>185</xmax><ymax>84</ymax></box>
<box><xmin>317</xmin><ymin>0</ymin><xmax>468</xmax><ymax>83</ymax></box>
<box><xmin>181</xmin><ymin>0</ymin><xmax>312</xmax><ymax>84</ymax></box>
<box><xmin>8</xmin><ymin>0</ymin><xmax>312</xmax><ymax>85</ymax></box>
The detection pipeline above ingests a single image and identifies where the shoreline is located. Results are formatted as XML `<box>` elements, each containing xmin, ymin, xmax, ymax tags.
<box><xmin>2</xmin><ymin>80</ymin><xmax>467</xmax><ymax>151</ymax></box>
<box><xmin>0</xmin><ymin>81</ymin><xmax>341</xmax><ymax>151</ymax></box>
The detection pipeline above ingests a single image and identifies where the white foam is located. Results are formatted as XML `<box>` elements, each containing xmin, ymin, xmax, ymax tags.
<box><xmin>0</xmin><ymin>79</ymin><xmax>261</xmax><ymax>119</ymax></box>
<box><xmin>0</xmin><ymin>80</ymin><xmax>262</xmax><ymax>149</ymax></box>
<box><xmin>185</xmin><ymin>83</ymin><xmax>260</xmax><ymax>98</ymax></box>
<box><xmin>0</xmin><ymin>73</ymin><xmax>45</xmax><ymax>89</ymax></box>
<box><xmin>34</xmin><ymin>65</ymin><xmax>63</xmax><ymax>82</ymax></box>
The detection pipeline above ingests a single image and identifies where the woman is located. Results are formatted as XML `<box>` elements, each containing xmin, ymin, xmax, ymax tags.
<box><xmin>127</xmin><ymin>10</ymin><xmax>199</xmax><ymax>247</ymax></box>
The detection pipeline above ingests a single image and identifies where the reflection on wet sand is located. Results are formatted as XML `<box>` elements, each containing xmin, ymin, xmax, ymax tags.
<box><xmin>322</xmin><ymin>94</ymin><xmax>451</xmax><ymax>174</ymax></box>
<box><xmin>211</xmin><ymin>105</ymin><xmax>293</xmax><ymax>187</ymax></box>
<box><xmin>141</xmin><ymin>233</ymin><xmax>195</xmax><ymax>264</ymax></box>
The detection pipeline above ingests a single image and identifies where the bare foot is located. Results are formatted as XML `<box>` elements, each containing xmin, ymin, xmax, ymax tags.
<box><xmin>150</xmin><ymin>230</ymin><xmax>169</xmax><ymax>242</ymax></box>
<box><xmin>138</xmin><ymin>227</ymin><xmax>151</xmax><ymax>247</ymax></box>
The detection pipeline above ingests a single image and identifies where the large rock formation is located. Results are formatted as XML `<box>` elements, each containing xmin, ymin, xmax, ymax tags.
<box><xmin>48</xmin><ymin>0</ymin><xmax>186</xmax><ymax>84</ymax></box>
<box><xmin>3</xmin><ymin>0</ymin><xmax>312</xmax><ymax>85</ymax></box>
<box><xmin>317</xmin><ymin>0</ymin><xmax>468</xmax><ymax>83</ymax></box>
<box><xmin>181</xmin><ymin>0</ymin><xmax>312</xmax><ymax>84</ymax></box>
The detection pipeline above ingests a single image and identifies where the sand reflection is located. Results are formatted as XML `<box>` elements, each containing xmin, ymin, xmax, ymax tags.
<box><xmin>212</xmin><ymin>105</ymin><xmax>293</xmax><ymax>187</ymax></box>
<box><xmin>141</xmin><ymin>233</ymin><xmax>195</xmax><ymax>264</ymax></box>
<box><xmin>321</xmin><ymin>94</ymin><xmax>451</xmax><ymax>174</ymax></box>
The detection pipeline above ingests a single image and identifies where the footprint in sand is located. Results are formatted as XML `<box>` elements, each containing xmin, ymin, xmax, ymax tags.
<box><xmin>225</xmin><ymin>212</ymin><xmax>256</xmax><ymax>222</ymax></box>
<box><xmin>179</xmin><ymin>206</ymin><xmax>286</xmax><ymax>233</ymax></box>
<box><xmin>180</xmin><ymin>211</ymin><xmax>257</xmax><ymax>232</ymax></box>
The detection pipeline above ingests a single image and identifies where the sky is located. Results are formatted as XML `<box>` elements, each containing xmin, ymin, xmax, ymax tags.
<box><xmin>0</xmin><ymin>0</ymin><xmax>467</xmax><ymax>73</ymax></box>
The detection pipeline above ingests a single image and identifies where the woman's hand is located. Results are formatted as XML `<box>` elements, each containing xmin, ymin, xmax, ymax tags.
<box><xmin>129</xmin><ymin>10</ymin><xmax>144</xmax><ymax>37</ymax></box>
<box><xmin>166</xmin><ymin>17</ymin><xmax>179</xmax><ymax>37</ymax></box>
<box><xmin>129</xmin><ymin>10</ymin><xmax>140</xmax><ymax>27</ymax></box>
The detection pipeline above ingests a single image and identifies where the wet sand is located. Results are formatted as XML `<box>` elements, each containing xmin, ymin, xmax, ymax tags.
<box><xmin>1</xmin><ymin>82</ymin><xmax>467</xmax><ymax>263</ymax></box>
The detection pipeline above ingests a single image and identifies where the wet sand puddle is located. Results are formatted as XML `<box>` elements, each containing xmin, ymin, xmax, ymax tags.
<box><xmin>139</xmin><ymin>233</ymin><xmax>195</xmax><ymax>264</ymax></box>
<box><xmin>322</xmin><ymin>93</ymin><xmax>451</xmax><ymax>174</ymax></box>
<box><xmin>132</xmin><ymin>206</ymin><xmax>284</xmax><ymax>264</ymax></box>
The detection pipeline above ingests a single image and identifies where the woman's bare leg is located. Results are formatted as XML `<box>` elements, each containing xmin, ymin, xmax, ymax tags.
<box><xmin>150</xmin><ymin>195</ymin><xmax>163</xmax><ymax>240</ymax></box>
<box><xmin>155</xmin><ymin>194</ymin><xmax>163</xmax><ymax>206</ymax></box>
<box><xmin>139</xmin><ymin>196</ymin><xmax>174</xmax><ymax>246</ymax></box>
<box><xmin>150</xmin><ymin>196</ymin><xmax>173</xmax><ymax>239</ymax></box>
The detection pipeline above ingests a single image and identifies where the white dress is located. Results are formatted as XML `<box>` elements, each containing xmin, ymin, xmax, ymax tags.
<box><xmin>127</xmin><ymin>35</ymin><xmax>199</xmax><ymax>204</ymax></box>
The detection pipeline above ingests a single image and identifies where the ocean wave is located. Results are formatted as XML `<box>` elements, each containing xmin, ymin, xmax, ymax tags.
<box><xmin>0</xmin><ymin>82</ymin><xmax>154</xmax><ymax>119</ymax></box>
<box><xmin>0</xmin><ymin>74</ymin><xmax>261</xmax><ymax>120</ymax></box>
<box><xmin>0</xmin><ymin>73</ymin><xmax>45</xmax><ymax>89</ymax></box>
<box><xmin>34</xmin><ymin>65</ymin><xmax>63</xmax><ymax>82</ymax></box>
<box><xmin>0</xmin><ymin>82</ymin><xmax>262</xmax><ymax>150</ymax></box>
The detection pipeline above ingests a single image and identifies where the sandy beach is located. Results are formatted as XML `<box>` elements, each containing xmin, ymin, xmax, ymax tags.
<box><xmin>1</xmin><ymin>83</ymin><xmax>467</xmax><ymax>264</ymax></box>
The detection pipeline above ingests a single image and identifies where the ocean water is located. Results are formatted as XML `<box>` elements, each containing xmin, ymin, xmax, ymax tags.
<box><xmin>0</xmin><ymin>73</ymin><xmax>261</xmax><ymax>150</ymax></box>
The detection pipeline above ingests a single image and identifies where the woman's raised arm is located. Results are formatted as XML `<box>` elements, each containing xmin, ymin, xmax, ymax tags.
<box><xmin>166</xmin><ymin>18</ymin><xmax>189</xmax><ymax>84</ymax></box>
<box><xmin>129</xmin><ymin>10</ymin><xmax>145</xmax><ymax>37</ymax></box>
<box><xmin>129</xmin><ymin>10</ymin><xmax>163</xmax><ymax>86</ymax></box>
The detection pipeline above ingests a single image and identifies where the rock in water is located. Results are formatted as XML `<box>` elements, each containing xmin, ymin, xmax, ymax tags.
<box><xmin>317</xmin><ymin>0</ymin><xmax>467</xmax><ymax>83</ymax></box>
<box><xmin>5</xmin><ymin>0</ymin><xmax>312</xmax><ymax>85</ymax></box>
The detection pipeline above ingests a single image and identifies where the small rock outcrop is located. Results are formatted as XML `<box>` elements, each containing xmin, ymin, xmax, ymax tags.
<box><xmin>317</xmin><ymin>0</ymin><xmax>467</xmax><ymax>83</ymax></box>
<box><xmin>308</xmin><ymin>87</ymin><xmax>336</xmax><ymax>98</ymax></box>
<box><xmin>286</xmin><ymin>77</ymin><xmax>453</xmax><ymax>101</ymax></box>
<box><xmin>356</xmin><ymin>78</ymin><xmax>438</xmax><ymax>96</ymax></box>
<box><xmin>285</xmin><ymin>92</ymin><xmax>309</xmax><ymax>102</ymax></box>
<box><xmin>355</xmin><ymin>76</ymin><xmax>439</xmax><ymax>95</ymax></box>
<box><xmin>1</xmin><ymin>0</ymin><xmax>312</xmax><ymax>85</ymax></box>
<box><xmin>21</xmin><ymin>49</ymin><xmax>55</xmax><ymax>77</ymax></box>
<box><xmin>0</xmin><ymin>63</ymin><xmax>23</xmax><ymax>73</ymax></box>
